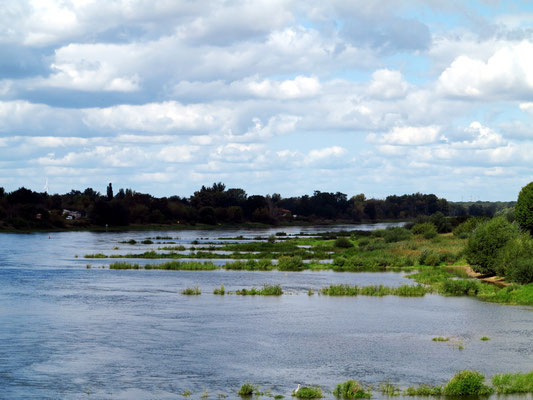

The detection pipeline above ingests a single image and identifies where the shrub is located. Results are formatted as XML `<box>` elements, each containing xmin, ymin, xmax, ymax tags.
<box><xmin>333</xmin><ymin>380</ymin><xmax>371</xmax><ymax>399</ymax></box>
<box><xmin>453</xmin><ymin>217</ymin><xmax>486</xmax><ymax>238</ymax></box>
<box><xmin>515</xmin><ymin>181</ymin><xmax>533</xmax><ymax>233</ymax></box>
<box><xmin>277</xmin><ymin>256</ymin><xmax>305</xmax><ymax>271</ymax></box>
<box><xmin>335</xmin><ymin>237</ymin><xmax>354</xmax><ymax>248</ymax></box>
<box><xmin>383</xmin><ymin>227</ymin><xmax>412</xmax><ymax>243</ymax></box>
<box><xmin>495</xmin><ymin>233</ymin><xmax>533</xmax><ymax>283</ymax></box>
<box><xmin>418</xmin><ymin>249</ymin><xmax>441</xmax><ymax>266</ymax></box>
<box><xmin>411</xmin><ymin>222</ymin><xmax>437</xmax><ymax>239</ymax></box>
<box><xmin>430</xmin><ymin>211</ymin><xmax>452</xmax><ymax>233</ymax></box>
<box><xmin>443</xmin><ymin>370</ymin><xmax>493</xmax><ymax>396</ymax></box>
<box><xmin>293</xmin><ymin>386</ymin><xmax>322</xmax><ymax>399</ymax></box>
<box><xmin>465</xmin><ymin>217</ymin><xmax>520</xmax><ymax>275</ymax></box>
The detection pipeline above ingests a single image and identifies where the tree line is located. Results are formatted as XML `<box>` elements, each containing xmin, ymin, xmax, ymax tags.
<box><xmin>0</xmin><ymin>182</ymin><xmax>514</xmax><ymax>230</ymax></box>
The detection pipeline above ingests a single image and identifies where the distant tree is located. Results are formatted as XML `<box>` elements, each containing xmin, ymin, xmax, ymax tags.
<box><xmin>515</xmin><ymin>182</ymin><xmax>533</xmax><ymax>234</ymax></box>
<box><xmin>106</xmin><ymin>183</ymin><xmax>113</xmax><ymax>200</ymax></box>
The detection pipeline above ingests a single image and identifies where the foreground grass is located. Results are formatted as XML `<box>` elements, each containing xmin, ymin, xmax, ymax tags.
<box><xmin>492</xmin><ymin>371</ymin><xmax>533</xmax><ymax>393</ymax></box>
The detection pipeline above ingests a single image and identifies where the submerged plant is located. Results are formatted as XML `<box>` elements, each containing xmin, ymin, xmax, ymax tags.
<box><xmin>333</xmin><ymin>380</ymin><xmax>371</xmax><ymax>399</ymax></box>
<box><xmin>213</xmin><ymin>284</ymin><xmax>225</xmax><ymax>295</ymax></box>
<box><xmin>404</xmin><ymin>385</ymin><xmax>442</xmax><ymax>396</ymax></box>
<box><xmin>378</xmin><ymin>381</ymin><xmax>400</xmax><ymax>396</ymax></box>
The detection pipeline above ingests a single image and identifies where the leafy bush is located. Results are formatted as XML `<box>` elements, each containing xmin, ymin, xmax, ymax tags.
<box><xmin>418</xmin><ymin>249</ymin><xmax>441</xmax><ymax>266</ymax></box>
<box><xmin>453</xmin><ymin>217</ymin><xmax>486</xmax><ymax>238</ymax></box>
<box><xmin>443</xmin><ymin>370</ymin><xmax>493</xmax><ymax>396</ymax></box>
<box><xmin>335</xmin><ymin>237</ymin><xmax>354</xmax><ymax>248</ymax></box>
<box><xmin>383</xmin><ymin>227</ymin><xmax>412</xmax><ymax>243</ymax></box>
<box><xmin>465</xmin><ymin>217</ymin><xmax>520</xmax><ymax>275</ymax></box>
<box><xmin>495</xmin><ymin>233</ymin><xmax>533</xmax><ymax>283</ymax></box>
<box><xmin>411</xmin><ymin>222</ymin><xmax>437</xmax><ymax>239</ymax></box>
<box><xmin>430</xmin><ymin>211</ymin><xmax>452</xmax><ymax>233</ymax></box>
<box><xmin>277</xmin><ymin>256</ymin><xmax>305</xmax><ymax>271</ymax></box>
<box><xmin>333</xmin><ymin>380</ymin><xmax>371</xmax><ymax>399</ymax></box>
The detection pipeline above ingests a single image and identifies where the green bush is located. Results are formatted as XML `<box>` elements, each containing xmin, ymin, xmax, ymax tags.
<box><xmin>411</xmin><ymin>222</ymin><xmax>437</xmax><ymax>239</ymax></box>
<box><xmin>383</xmin><ymin>227</ymin><xmax>412</xmax><ymax>243</ymax></box>
<box><xmin>335</xmin><ymin>237</ymin><xmax>354</xmax><ymax>248</ymax></box>
<box><xmin>430</xmin><ymin>211</ymin><xmax>452</xmax><ymax>233</ymax></box>
<box><xmin>277</xmin><ymin>256</ymin><xmax>305</xmax><ymax>271</ymax></box>
<box><xmin>418</xmin><ymin>249</ymin><xmax>441</xmax><ymax>266</ymax></box>
<box><xmin>441</xmin><ymin>279</ymin><xmax>480</xmax><ymax>296</ymax></box>
<box><xmin>443</xmin><ymin>370</ymin><xmax>493</xmax><ymax>396</ymax></box>
<box><xmin>515</xmin><ymin>181</ymin><xmax>533</xmax><ymax>233</ymax></box>
<box><xmin>333</xmin><ymin>380</ymin><xmax>371</xmax><ymax>399</ymax></box>
<box><xmin>453</xmin><ymin>217</ymin><xmax>486</xmax><ymax>238</ymax></box>
<box><xmin>465</xmin><ymin>217</ymin><xmax>520</xmax><ymax>275</ymax></box>
<box><xmin>495</xmin><ymin>233</ymin><xmax>533</xmax><ymax>283</ymax></box>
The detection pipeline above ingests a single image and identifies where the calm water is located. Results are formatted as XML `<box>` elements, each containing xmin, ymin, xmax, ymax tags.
<box><xmin>1</xmin><ymin>225</ymin><xmax>532</xmax><ymax>400</ymax></box>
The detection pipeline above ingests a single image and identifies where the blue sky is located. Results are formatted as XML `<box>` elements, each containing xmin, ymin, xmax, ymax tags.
<box><xmin>1</xmin><ymin>0</ymin><xmax>532</xmax><ymax>201</ymax></box>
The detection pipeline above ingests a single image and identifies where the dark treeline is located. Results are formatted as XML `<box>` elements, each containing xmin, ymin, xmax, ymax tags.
<box><xmin>0</xmin><ymin>183</ymin><xmax>514</xmax><ymax>230</ymax></box>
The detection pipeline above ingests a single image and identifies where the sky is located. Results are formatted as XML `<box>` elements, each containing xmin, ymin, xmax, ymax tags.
<box><xmin>1</xmin><ymin>0</ymin><xmax>533</xmax><ymax>201</ymax></box>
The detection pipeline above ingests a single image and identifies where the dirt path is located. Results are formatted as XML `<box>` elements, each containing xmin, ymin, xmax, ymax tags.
<box><xmin>447</xmin><ymin>265</ymin><xmax>509</xmax><ymax>287</ymax></box>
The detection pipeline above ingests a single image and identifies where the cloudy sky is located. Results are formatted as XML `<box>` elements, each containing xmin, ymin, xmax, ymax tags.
<box><xmin>1</xmin><ymin>0</ymin><xmax>533</xmax><ymax>200</ymax></box>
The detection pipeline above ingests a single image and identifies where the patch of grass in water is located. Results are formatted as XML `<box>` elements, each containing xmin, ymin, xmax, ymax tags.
<box><xmin>292</xmin><ymin>386</ymin><xmax>322</xmax><ymax>399</ymax></box>
<box><xmin>442</xmin><ymin>370</ymin><xmax>493</xmax><ymax>396</ymax></box>
<box><xmin>182</xmin><ymin>390</ymin><xmax>191</xmax><ymax>397</ymax></box>
<box><xmin>84</xmin><ymin>253</ymin><xmax>108</xmax><ymax>258</ymax></box>
<box><xmin>480</xmin><ymin>336</ymin><xmax>491</xmax><ymax>341</ymax></box>
<box><xmin>213</xmin><ymin>284</ymin><xmax>225</xmax><ymax>295</ymax></box>
<box><xmin>181</xmin><ymin>286</ymin><xmax>201</xmax><ymax>295</ymax></box>
<box><xmin>403</xmin><ymin>385</ymin><xmax>442</xmax><ymax>396</ymax></box>
<box><xmin>491</xmin><ymin>371</ymin><xmax>533</xmax><ymax>393</ymax></box>
<box><xmin>141</xmin><ymin>239</ymin><xmax>153</xmax><ymax>244</ymax></box>
<box><xmin>235</xmin><ymin>284</ymin><xmax>283</xmax><ymax>296</ymax></box>
<box><xmin>110</xmin><ymin>261</ymin><xmax>140</xmax><ymax>269</ymax></box>
<box><xmin>238</xmin><ymin>383</ymin><xmax>256</xmax><ymax>396</ymax></box>
<box><xmin>379</xmin><ymin>381</ymin><xmax>400</xmax><ymax>396</ymax></box>
<box><xmin>320</xmin><ymin>284</ymin><xmax>427</xmax><ymax>297</ymax></box>
<box><xmin>432</xmin><ymin>336</ymin><xmax>449</xmax><ymax>342</ymax></box>
<box><xmin>333</xmin><ymin>380</ymin><xmax>371</xmax><ymax>399</ymax></box>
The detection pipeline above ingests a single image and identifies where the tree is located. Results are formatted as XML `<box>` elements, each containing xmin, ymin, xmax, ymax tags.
<box><xmin>106</xmin><ymin>183</ymin><xmax>113</xmax><ymax>200</ymax></box>
<box><xmin>515</xmin><ymin>181</ymin><xmax>533</xmax><ymax>234</ymax></box>
<box><xmin>465</xmin><ymin>217</ymin><xmax>519</xmax><ymax>275</ymax></box>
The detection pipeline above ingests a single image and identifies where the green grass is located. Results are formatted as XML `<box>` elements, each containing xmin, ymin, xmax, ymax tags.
<box><xmin>238</xmin><ymin>383</ymin><xmax>256</xmax><ymax>396</ymax></box>
<box><xmin>235</xmin><ymin>284</ymin><xmax>283</xmax><ymax>296</ymax></box>
<box><xmin>403</xmin><ymin>385</ymin><xmax>442</xmax><ymax>396</ymax></box>
<box><xmin>378</xmin><ymin>381</ymin><xmax>400</xmax><ymax>396</ymax></box>
<box><xmin>442</xmin><ymin>370</ymin><xmax>493</xmax><ymax>396</ymax></box>
<box><xmin>213</xmin><ymin>284</ymin><xmax>225</xmax><ymax>295</ymax></box>
<box><xmin>491</xmin><ymin>371</ymin><xmax>533</xmax><ymax>393</ymax></box>
<box><xmin>480</xmin><ymin>336</ymin><xmax>491</xmax><ymax>341</ymax></box>
<box><xmin>181</xmin><ymin>286</ymin><xmax>201</xmax><ymax>295</ymax></box>
<box><xmin>320</xmin><ymin>284</ymin><xmax>428</xmax><ymax>297</ymax></box>
<box><xmin>432</xmin><ymin>336</ymin><xmax>449</xmax><ymax>342</ymax></box>
<box><xmin>292</xmin><ymin>386</ymin><xmax>322</xmax><ymax>399</ymax></box>
<box><xmin>333</xmin><ymin>380</ymin><xmax>371</xmax><ymax>399</ymax></box>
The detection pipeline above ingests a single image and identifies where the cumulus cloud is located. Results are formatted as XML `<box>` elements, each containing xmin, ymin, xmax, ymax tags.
<box><xmin>438</xmin><ymin>41</ymin><xmax>533</xmax><ymax>100</ymax></box>
<box><xmin>368</xmin><ymin>126</ymin><xmax>444</xmax><ymax>146</ymax></box>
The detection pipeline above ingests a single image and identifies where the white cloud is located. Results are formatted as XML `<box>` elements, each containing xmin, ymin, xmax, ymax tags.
<box><xmin>368</xmin><ymin>126</ymin><xmax>443</xmax><ymax>146</ymax></box>
<box><xmin>438</xmin><ymin>41</ymin><xmax>533</xmax><ymax>100</ymax></box>
<box><xmin>157</xmin><ymin>145</ymin><xmax>198</xmax><ymax>163</ymax></box>
<box><xmin>246</xmin><ymin>76</ymin><xmax>321</xmax><ymax>99</ymax></box>
<box><xmin>368</xmin><ymin>69</ymin><xmax>408</xmax><ymax>99</ymax></box>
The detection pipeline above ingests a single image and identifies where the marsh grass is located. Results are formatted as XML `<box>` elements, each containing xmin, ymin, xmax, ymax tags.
<box><xmin>480</xmin><ymin>336</ymin><xmax>491</xmax><ymax>341</ymax></box>
<box><xmin>379</xmin><ymin>381</ymin><xmax>400</xmax><ymax>396</ymax></box>
<box><xmin>333</xmin><ymin>380</ymin><xmax>371</xmax><ymax>399</ymax></box>
<box><xmin>235</xmin><ymin>284</ymin><xmax>283</xmax><ymax>296</ymax></box>
<box><xmin>292</xmin><ymin>386</ymin><xmax>322</xmax><ymax>399</ymax></box>
<box><xmin>181</xmin><ymin>286</ymin><xmax>201</xmax><ymax>295</ymax></box>
<box><xmin>443</xmin><ymin>370</ymin><xmax>493</xmax><ymax>396</ymax></box>
<box><xmin>213</xmin><ymin>284</ymin><xmax>225</xmax><ymax>295</ymax></box>
<box><xmin>403</xmin><ymin>385</ymin><xmax>442</xmax><ymax>396</ymax></box>
<box><xmin>182</xmin><ymin>390</ymin><xmax>191</xmax><ymax>397</ymax></box>
<box><xmin>320</xmin><ymin>284</ymin><xmax>427</xmax><ymax>297</ymax></box>
<box><xmin>492</xmin><ymin>371</ymin><xmax>533</xmax><ymax>393</ymax></box>
<box><xmin>432</xmin><ymin>336</ymin><xmax>449</xmax><ymax>342</ymax></box>
<box><xmin>238</xmin><ymin>383</ymin><xmax>256</xmax><ymax>396</ymax></box>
